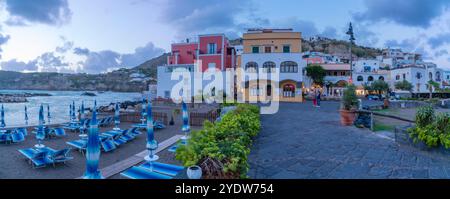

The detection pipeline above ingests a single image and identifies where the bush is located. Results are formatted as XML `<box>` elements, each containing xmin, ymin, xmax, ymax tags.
<box><xmin>415</xmin><ymin>105</ymin><xmax>435</xmax><ymax>128</ymax></box>
<box><xmin>341</xmin><ymin>84</ymin><xmax>359</xmax><ymax>110</ymax></box>
<box><xmin>175</xmin><ymin>104</ymin><xmax>261</xmax><ymax>178</ymax></box>
<box><xmin>408</xmin><ymin>106</ymin><xmax>450</xmax><ymax>148</ymax></box>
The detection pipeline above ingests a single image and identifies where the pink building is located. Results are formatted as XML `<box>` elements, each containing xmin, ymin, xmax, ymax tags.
<box><xmin>166</xmin><ymin>34</ymin><xmax>236</xmax><ymax>72</ymax></box>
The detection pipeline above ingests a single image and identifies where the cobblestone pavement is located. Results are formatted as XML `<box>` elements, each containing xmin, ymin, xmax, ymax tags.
<box><xmin>248</xmin><ymin>102</ymin><xmax>450</xmax><ymax>179</ymax></box>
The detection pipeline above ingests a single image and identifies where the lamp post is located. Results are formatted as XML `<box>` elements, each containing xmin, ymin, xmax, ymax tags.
<box><xmin>83</xmin><ymin>108</ymin><xmax>103</xmax><ymax>179</ymax></box>
<box><xmin>346</xmin><ymin>22</ymin><xmax>356</xmax><ymax>84</ymax></box>
<box><xmin>144</xmin><ymin>100</ymin><xmax>159</xmax><ymax>166</ymax></box>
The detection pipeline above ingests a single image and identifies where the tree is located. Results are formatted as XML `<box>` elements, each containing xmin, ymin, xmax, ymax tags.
<box><xmin>371</xmin><ymin>80</ymin><xmax>390</xmax><ymax>97</ymax></box>
<box><xmin>427</xmin><ymin>80</ymin><xmax>440</xmax><ymax>99</ymax></box>
<box><xmin>305</xmin><ymin>64</ymin><xmax>326</xmax><ymax>86</ymax></box>
<box><xmin>395</xmin><ymin>80</ymin><xmax>413</xmax><ymax>95</ymax></box>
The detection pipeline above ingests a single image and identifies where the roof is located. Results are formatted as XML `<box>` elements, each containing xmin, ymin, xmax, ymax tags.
<box><xmin>320</xmin><ymin>64</ymin><xmax>351</xmax><ymax>71</ymax></box>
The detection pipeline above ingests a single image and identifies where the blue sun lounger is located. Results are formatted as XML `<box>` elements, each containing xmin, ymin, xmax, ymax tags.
<box><xmin>11</xmin><ymin>131</ymin><xmax>25</xmax><ymax>143</ymax></box>
<box><xmin>140</xmin><ymin>162</ymin><xmax>184</xmax><ymax>177</ymax></box>
<box><xmin>0</xmin><ymin>132</ymin><xmax>12</xmax><ymax>144</ymax></box>
<box><xmin>154</xmin><ymin>121</ymin><xmax>166</xmax><ymax>129</ymax></box>
<box><xmin>49</xmin><ymin>128</ymin><xmax>66</xmax><ymax>138</ymax></box>
<box><xmin>16</xmin><ymin>128</ymin><xmax>28</xmax><ymax>136</ymax></box>
<box><xmin>101</xmin><ymin>138</ymin><xmax>117</xmax><ymax>152</ymax></box>
<box><xmin>18</xmin><ymin>148</ymin><xmax>52</xmax><ymax>168</ymax></box>
<box><xmin>168</xmin><ymin>140</ymin><xmax>187</xmax><ymax>152</ymax></box>
<box><xmin>120</xmin><ymin>166</ymin><xmax>173</xmax><ymax>179</ymax></box>
<box><xmin>66</xmin><ymin>139</ymin><xmax>87</xmax><ymax>153</ymax></box>
<box><xmin>48</xmin><ymin>148</ymin><xmax>73</xmax><ymax>167</ymax></box>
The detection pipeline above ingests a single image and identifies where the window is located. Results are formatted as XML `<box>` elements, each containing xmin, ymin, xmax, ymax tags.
<box><xmin>368</xmin><ymin>76</ymin><xmax>374</xmax><ymax>81</ymax></box>
<box><xmin>334</xmin><ymin>72</ymin><xmax>338</xmax><ymax>76</ymax></box>
<box><xmin>396</xmin><ymin>75</ymin><xmax>400</xmax><ymax>80</ymax></box>
<box><xmin>267</xmin><ymin>85</ymin><xmax>272</xmax><ymax>97</ymax></box>
<box><xmin>283</xmin><ymin>45</ymin><xmax>290</xmax><ymax>53</ymax></box>
<box><xmin>250</xmin><ymin>87</ymin><xmax>261</xmax><ymax>96</ymax></box>
<box><xmin>340</xmin><ymin>72</ymin><xmax>346</xmax><ymax>76</ymax></box>
<box><xmin>379</xmin><ymin>76</ymin><xmax>385</xmax><ymax>81</ymax></box>
<box><xmin>264</xmin><ymin>46</ymin><xmax>272</xmax><ymax>53</ymax></box>
<box><xmin>403</xmin><ymin>74</ymin><xmax>406</xmax><ymax>80</ymax></box>
<box><xmin>429</xmin><ymin>72</ymin><xmax>433</xmax><ymax>80</ymax></box>
<box><xmin>211</xmin><ymin>87</ymin><xmax>216</xmax><ymax>97</ymax></box>
<box><xmin>416</xmin><ymin>72</ymin><xmax>422</xmax><ymax>79</ymax></box>
<box><xmin>283</xmin><ymin>84</ymin><xmax>295</xmax><ymax>98</ymax></box>
<box><xmin>436</xmin><ymin>72</ymin><xmax>441</xmax><ymax>81</ymax></box>
<box><xmin>262</xmin><ymin>61</ymin><xmax>276</xmax><ymax>73</ymax></box>
<box><xmin>357</xmin><ymin>76</ymin><xmax>363</xmax><ymax>82</ymax></box>
<box><xmin>245</xmin><ymin>62</ymin><xmax>258</xmax><ymax>73</ymax></box>
<box><xmin>207</xmin><ymin>43</ymin><xmax>217</xmax><ymax>54</ymax></box>
<box><xmin>208</xmin><ymin>63</ymin><xmax>216</xmax><ymax>70</ymax></box>
<box><xmin>252</xmin><ymin>46</ymin><xmax>259</xmax><ymax>53</ymax></box>
<box><xmin>280</xmin><ymin>61</ymin><xmax>298</xmax><ymax>73</ymax></box>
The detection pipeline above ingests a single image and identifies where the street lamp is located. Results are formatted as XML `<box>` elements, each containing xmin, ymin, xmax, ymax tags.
<box><xmin>346</xmin><ymin>22</ymin><xmax>356</xmax><ymax>84</ymax></box>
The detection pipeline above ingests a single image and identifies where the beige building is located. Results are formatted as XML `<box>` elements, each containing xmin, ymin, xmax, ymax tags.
<box><xmin>238</xmin><ymin>28</ymin><xmax>306</xmax><ymax>103</ymax></box>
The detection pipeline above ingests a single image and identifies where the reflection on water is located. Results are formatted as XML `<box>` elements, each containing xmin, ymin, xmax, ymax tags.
<box><xmin>0</xmin><ymin>90</ymin><xmax>143</xmax><ymax>127</ymax></box>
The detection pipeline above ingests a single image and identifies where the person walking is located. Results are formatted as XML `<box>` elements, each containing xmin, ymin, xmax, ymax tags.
<box><xmin>312</xmin><ymin>88</ymin><xmax>317</xmax><ymax>107</ymax></box>
<box><xmin>317</xmin><ymin>89</ymin><xmax>321</xmax><ymax>108</ymax></box>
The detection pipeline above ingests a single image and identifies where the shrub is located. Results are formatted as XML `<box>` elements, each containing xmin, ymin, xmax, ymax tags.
<box><xmin>408</xmin><ymin>106</ymin><xmax>450</xmax><ymax>148</ymax></box>
<box><xmin>175</xmin><ymin>104</ymin><xmax>261</xmax><ymax>178</ymax></box>
<box><xmin>341</xmin><ymin>84</ymin><xmax>359</xmax><ymax>110</ymax></box>
<box><xmin>415</xmin><ymin>105</ymin><xmax>435</xmax><ymax>128</ymax></box>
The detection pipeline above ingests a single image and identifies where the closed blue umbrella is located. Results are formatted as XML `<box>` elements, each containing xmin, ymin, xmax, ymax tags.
<box><xmin>83</xmin><ymin>108</ymin><xmax>103</xmax><ymax>179</ymax></box>
<box><xmin>69</xmin><ymin>104</ymin><xmax>73</xmax><ymax>122</ymax></box>
<box><xmin>94</xmin><ymin>100</ymin><xmax>97</xmax><ymax>111</ymax></box>
<box><xmin>72</xmin><ymin>101</ymin><xmax>76</xmax><ymax>122</ymax></box>
<box><xmin>24</xmin><ymin>105</ymin><xmax>28</xmax><ymax>125</ymax></box>
<box><xmin>0</xmin><ymin>105</ymin><xmax>5</xmax><ymax>128</ymax></box>
<box><xmin>47</xmin><ymin>105</ymin><xmax>51</xmax><ymax>123</ymax></box>
<box><xmin>35</xmin><ymin>104</ymin><xmax>45</xmax><ymax>148</ymax></box>
<box><xmin>181</xmin><ymin>101</ymin><xmax>190</xmax><ymax>140</ymax></box>
<box><xmin>114</xmin><ymin>103</ymin><xmax>120</xmax><ymax>130</ymax></box>
<box><xmin>144</xmin><ymin>100</ymin><xmax>158</xmax><ymax>162</ymax></box>
<box><xmin>141</xmin><ymin>97</ymin><xmax>146</xmax><ymax>124</ymax></box>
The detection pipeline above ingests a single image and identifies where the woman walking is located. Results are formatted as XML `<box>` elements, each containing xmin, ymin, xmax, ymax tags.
<box><xmin>316</xmin><ymin>90</ymin><xmax>321</xmax><ymax>108</ymax></box>
<box><xmin>312</xmin><ymin>88</ymin><xmax>317</xmax><ymax>107</ymax></box>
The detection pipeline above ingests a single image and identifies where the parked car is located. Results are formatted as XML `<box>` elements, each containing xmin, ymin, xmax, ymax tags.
<box><xmin>367</xmin><ymin>95</ymin><xmax>380</xmax><ymax>101</ymax></box>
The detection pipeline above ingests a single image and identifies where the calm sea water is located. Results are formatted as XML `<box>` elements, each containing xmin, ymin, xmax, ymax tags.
<box><xmin>0</xmin><ymin>90</ymin><xmax>143</xmax><ymax>127</ymax></box>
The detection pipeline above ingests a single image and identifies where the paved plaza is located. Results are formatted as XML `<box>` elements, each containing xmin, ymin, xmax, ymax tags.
<box><xmin>248</xmin><ymin>101</ymin><xmax>450</xmax><ymax>179</ymax></box>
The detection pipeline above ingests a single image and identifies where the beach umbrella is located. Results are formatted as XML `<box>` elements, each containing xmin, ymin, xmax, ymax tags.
<box><xmin>181</xmin><ymin>101</ymin><xmax>190</xmax><ymax>140</ymax></box>
<box><xmin>47</xmin><ymin>104</ymin><xmax>51</xmax><ymax>123</ymax></box>
<box><xmin>69</xmin><ymin>104</ymin><xmax>73</xmax><ymax>122</ymax></box>
<box><xmin>1</xmin><ymin>105</ymin><xmax>5</xmax><ymax>128</ymax></box>
<box><xmin>24</xmin><ymin>105</ymin><xmax>28</xmax><ymax>125</ymax></box>
<box><xmin>114</xmin><ymin>103</ymin><xmax>120</xmax><ymax>130</ymax></box>
<box><xmin>83</xmin><ymin>108</ymin><xmax>103</xmax><ymax>179</ymax></box>
<box><xmin>71</xmin><ymin>101</ymin><xmax>76</xmax><ymax>122</ymax></box>
<box><xmin>35</xmin><ymin>104</ymin><xmax>45</xmax><ymax>148</ymax></box>
<box><xmin>144</xmin><ymin>100</ymin><xmax>158</xmax><ymax>162</ymax></box>
<box><xmin>141</xmin><ymin>97</ymin><xmax>146</xmax><ymax>124</ymax></box>
<box><xmin>94</xmin><ymin>100</ymin><xmax>97</xmax><ymax>111</ymax></box>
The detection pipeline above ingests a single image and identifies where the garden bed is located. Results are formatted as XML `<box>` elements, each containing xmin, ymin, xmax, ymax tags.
<box><xmin>395</xmin><ymin>125</ymin><xmax>450</xmax><ymax>155</ymax></box>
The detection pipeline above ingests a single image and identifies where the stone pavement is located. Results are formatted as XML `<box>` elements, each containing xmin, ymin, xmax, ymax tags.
<box><xmin>247</xmin><ymin>102</ymin><xmax>450</xmax><ymax>179</ymax></box>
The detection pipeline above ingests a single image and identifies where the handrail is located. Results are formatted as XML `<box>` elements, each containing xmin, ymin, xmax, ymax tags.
<box><xmin>356</xmin><ymin>109</ymin><xmax>415</xmax><ymax>123</ymax></box>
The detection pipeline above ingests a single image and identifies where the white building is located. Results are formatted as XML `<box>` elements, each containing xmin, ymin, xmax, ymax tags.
<box><xmin>391</xmin><ymin>65</ymin><xmax>444</xmax><ymax>93</ymax></box>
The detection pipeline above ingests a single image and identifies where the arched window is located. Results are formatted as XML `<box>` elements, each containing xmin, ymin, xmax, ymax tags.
<box><xmin>436</xmin><ymin>72</ymin><xmax>441</xmax><ymax>81</ymax></box>
<box><xmin>282</xmin><ymin>84</ymin><xmax>295</xmax><ymax>97</ymax></box>
<box><xmin>245</xmin><ymin>62</ymin><xmax>258</xmax><ymax>73</ymax></box>
<box><xmin>368</xmin><ymin>76</ymin><xmax>374</xmax><ymax>81</ymax></box>
<box><xmin>262</xmin><ymin>61</ymin><xmax>276</xmax><ymax>73</ymax></box>
<box><xmin>266</xmin><ymin>85</ymin><xmax>272</xmax><ymax>97</ymax></box>
<box><xmin>357</xmin><ymin>76</ymin><xmax>364</xmax><ymax>82</ymax></box>
<box><xmin>416</xmin><ymin>72</ymin><xmax>422</xmax><ymax>79</ymax></box>
<box><xmin>429</xmin><ymin>72</ymin><xmax>433</xmax><ymax>80</ymax></box>
<box><xmin>280</xmin><ymin>61</ymin><xmax>298</xmax><ymax>73</ymax></box>
<box><xmin>379</xmin><ymin>76</ymin><xmax>385</xmax><ymax>81</ymax></box>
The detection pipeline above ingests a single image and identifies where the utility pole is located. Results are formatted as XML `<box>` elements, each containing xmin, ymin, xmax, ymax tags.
<box><xmin>346</xmin><ymin>22</ymin><xmax>355</xmax><ymax>84</ymax></box>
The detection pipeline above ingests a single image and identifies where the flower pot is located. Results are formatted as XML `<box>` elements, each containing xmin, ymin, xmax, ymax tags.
<box><xmin>187</xmin><ymin>166</ymin><xmax>202</xmax><ymax>179</ymax></box>
<box><xmin>339</xmin><ymin>109</ymin><xmax>356</xmax><ymax>126</ymax></box>
<box><xmin>383</xmin><ymin>99</ymin><xmax>390</xmax><ymax>108</ymax></box>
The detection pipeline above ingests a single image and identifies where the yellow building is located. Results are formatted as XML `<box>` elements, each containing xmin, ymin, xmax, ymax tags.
<box><xmin>238</xmin><ymin>28</ymin><xmax>306</xmax><ymax>103</ymax></box>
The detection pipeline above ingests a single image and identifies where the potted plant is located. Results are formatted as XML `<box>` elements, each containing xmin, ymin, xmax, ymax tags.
<box><xmin>187</xmin><ymin>165</ymin><xmax>202</xmax><ymax>179</ymax></box>
<box><xmin>340</xmin><ymin>84</ymin><xmax>359</xmax><ymax>126</ymax></box>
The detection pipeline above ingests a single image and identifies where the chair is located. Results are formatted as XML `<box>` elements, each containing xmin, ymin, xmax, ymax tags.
<box><xmin>140</xmin><ymin>162</ymin><xmax>185</xmax><ymax>176</ymax></box>
<box><xmin>66</xmin><ymin>140</ymin><xmax>87</xmax><ymax>154</ymax></box>
<box><xmin>49</xmin><ymin>128</ymin><xmax>66</xmax><ymax>138</ymax></box>
<box><xmin>48</xmin><ymin>149</ymin><xmax>74</xmax><ymax>167</ymax></box>
<box><xmin>120</xmin><ymin>166</ymin><xmax>173</xmax><ymax>179</ymax></box>
<box><xmin>16</xmin><ymin>128</ymin><xmax>28</xmax><ymax>136</ymax></box>
<box><xmin>11</xmin><ymin>131</ymin><xmax>25</xmax><ymax>143</ymax></box>
<box><xmin>101</xmin><ymin>138</ymin><xmax>117</xmax><ymax>152</ymax></box>
<box><xmin>18</xmin><ymin>149</ymin><xmax>52</xmax><ymax>169</ymax></box>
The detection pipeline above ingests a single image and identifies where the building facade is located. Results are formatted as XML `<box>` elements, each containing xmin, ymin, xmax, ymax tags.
<box><xmin>239</xmin><ymin>28</ymin><xmax>305</xmax><ymax>102</ymax></box>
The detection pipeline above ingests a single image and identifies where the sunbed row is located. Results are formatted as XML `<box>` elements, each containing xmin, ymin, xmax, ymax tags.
<box><xmin>18</xmin><ymin>146</ymin><xmax>73</xmax><ymax>168</ymax></box>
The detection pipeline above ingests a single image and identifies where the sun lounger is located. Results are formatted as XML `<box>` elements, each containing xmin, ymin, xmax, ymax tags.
<box><xmin>101</xmin><ymin>138</ymin><xmax>117</xmax><ymax>152</ymax></box>
<box><xmin>154</xmin><ymin>121</ymin><xmax>166</xmax><ymax>129</ymax></box>
<box><xmin>11</xmin><ymin>131</ymin><xmax>25</xmax><ymax>143</ymax></box>
<box><xmin>140</xmin><ymin>162</ymin><xmax>184</xmax><ymax>176</ymax></box>
<box><xmin>18</xmin><ymin>148</ymin><xmax>52</xmax><ymax>168</ymax></box>
<box><xmin>49</xmin><ymin>128</ymin><xmax>66</xmax><ymax>138</ymax></box>
<box><xmin>48</xmin><ymin>148</ymin><xmax>73</xmax><ymax>167</ymax></box>
<box><xmin>120</xmin><ymin>166</ymin><xmax>173</xmax><ymax>179</ymax></box>
<box><xmin>16</xmin><ymin>128</ymin><xmax>28</xmax><ymax>136</ymax></box>
<box><xmin>66</xmin><ymin>139</ymin><xmax>87</xmax><ymax>153</ymax></box>
<box><xmin>0</xmin><ymin>133</ymin><xmax>12</xmax><ymax>144</ymax></box>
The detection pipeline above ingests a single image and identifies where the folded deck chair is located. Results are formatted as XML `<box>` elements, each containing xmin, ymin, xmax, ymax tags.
<box><xmin>101</xmin><ymin>138</ymin><xmax>117</xmax><ymax>152</ymax></box>
<box><xmin>16</xmin><ymin>128</ymin><xmax>28</xmax><ymax>136</ymax></box>
<box><xmin>120</xmin><ymin>166</ymin><xmax>173</xmax><ymax>179</ymax></box>
<box><xmin>48</xmin><ymin>148</ymin><xmax>74</xmax><ymax>167</ymax></box>
<box><xmin>140</xmin><ymin>162</ymin><xmax>185</xmax><ymax>176</ymax></box>
<box><xmin>0</xmin><ymin>133</ymin><xmax>12</xmax><ymax>144</ymax></box>
<box><xmin>11</xmin><ymin>131</ymin><xmax>25</xmax><ymax>143</ymax></box>
<box><xmin>66</xmin><ymin>140</ymin><xmax>87</xmax><ymax>153</ymax></box>
<box><xmin>49</xmin><ymin>128</ymin><xmax>66</xmax><ymax>138</ymax></box>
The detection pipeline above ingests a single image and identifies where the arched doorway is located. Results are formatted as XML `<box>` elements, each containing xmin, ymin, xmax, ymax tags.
<box><xmin>283</xmin><ymin>84</ymin><xmax>295</xmax><ymax>98</ymax></box>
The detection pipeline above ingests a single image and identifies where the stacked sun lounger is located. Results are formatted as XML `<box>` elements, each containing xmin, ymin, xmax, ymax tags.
<box><xmin>0</xmin><ymin>128</ymin><xmax>27</xmax><ymax>144</ymax></box>
<box><xmin>32</xmin><ymin>127</ymin><xmax>66</xmax><ymax>139</ymax></box>
<box><xmin>120</xmin><ymin>162</ymin><xmax>185</xmax><ymax>179</ymax></box>
<box><xmin>18</xmin><ymin>146</ymin><xmax>73</xmax><ymax>168</ymax></box>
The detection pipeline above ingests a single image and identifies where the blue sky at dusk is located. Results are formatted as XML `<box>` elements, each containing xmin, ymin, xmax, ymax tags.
<box><xmin>0</xmin><ymin>0</ymin><xmax>449</xmax><ymax>73</ymax></box>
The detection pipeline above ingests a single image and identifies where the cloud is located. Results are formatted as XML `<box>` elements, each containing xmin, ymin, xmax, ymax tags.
<box><xmin>354</xmin><ymin>0</ymin><xmax>450</xmax><ymax>28</ymax></box>
<box><xmin>428</xmin><ymin>33</ymin><xmax>450</xmax><ymax>49</ymax></box>
<box><xmin>157</xmin><ymin>0</ymin><xmax>251</xmax><ymax>37</ymax></box>
<box><xmin>4</xmin><ymin>0</ymin><xmax>72</xmax><ymax>26</ymax></box>
<box><xmin>385</xmin><ymin>37</ymin><xmax>430</xmax><ymax>59</ymax></box>
<box><xmin>75</xmin><ymin>42</ymin><xmax>165</xmax><ymax>73</ymax></box>
<box><xmin>435</xmin><ymin>49</ymin><xmax>448</xmax><ymax>57</ymax></box>
<box><xmin>0</xmin><ymin>33</ymin><xmax>11</xmax><ymax>59</ymax></box>
<box><xmin>1</xmin><ymin>59</ymin><xmax>37</xmax><ymax>71</ymax></box>
<box><xmin>55</xmin><ymin>40</ymin><xmax>74</xmax><ymax>53</ymax></box>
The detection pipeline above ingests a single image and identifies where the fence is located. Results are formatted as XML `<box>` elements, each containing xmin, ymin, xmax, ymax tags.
<box><xmin>189</xmin><ymin>110</ymin><xmax>219</xmax><ymax>126</ymax></box>
<box><xmin>120</xmin><ymin>112</ymin><xmax>168</xmax><ymax>125</ymax></box>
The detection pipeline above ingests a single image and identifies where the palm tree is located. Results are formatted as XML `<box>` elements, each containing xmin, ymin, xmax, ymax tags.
<box><xmin>427</xmin><ymin>80</ymin><xmax>440</xmax><ymax>99</ymax></box>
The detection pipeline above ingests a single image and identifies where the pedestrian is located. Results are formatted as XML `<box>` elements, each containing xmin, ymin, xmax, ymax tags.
<box><xmin>312</xmin><ymin>88</ymin><xmax>317</xmax><ymax>107</ymax></box>
<box><xmin>317</xmin><ymin>89</ymin><xmax>321</xmax><ymax>107</ymax></box>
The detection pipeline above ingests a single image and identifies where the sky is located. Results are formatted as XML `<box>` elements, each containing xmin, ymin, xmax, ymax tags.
<box><xmin>0</xmin><ymin>0</ymin><xmax>449</xmax><ymax>74</ymax></box>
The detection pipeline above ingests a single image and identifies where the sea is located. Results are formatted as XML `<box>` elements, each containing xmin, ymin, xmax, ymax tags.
<box><xmin>0</xmin><ymin>90</ymin><xmax>144</xmax><ymax>127</ymax></box>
